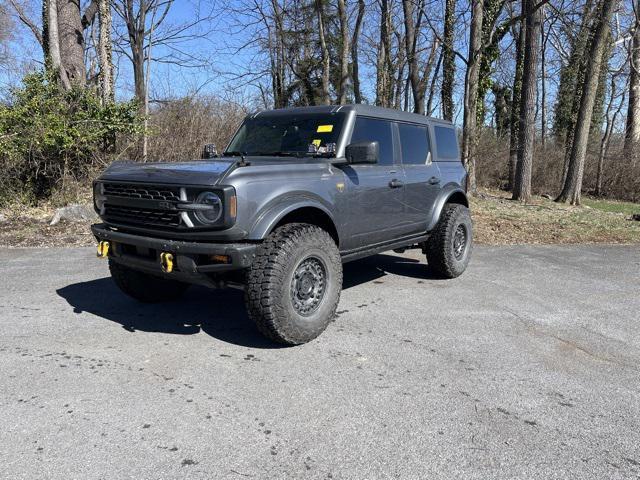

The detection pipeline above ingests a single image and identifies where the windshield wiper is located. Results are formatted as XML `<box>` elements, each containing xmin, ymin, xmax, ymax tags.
<box><xmin>223</xmin><ymin>151</ymin><xmax>247</xmax><ymax>157</ymax></box>
<box><xmin>252</xmin><ymin>151</ymin><xmax>307</xmax><ymax>158</ymax></box>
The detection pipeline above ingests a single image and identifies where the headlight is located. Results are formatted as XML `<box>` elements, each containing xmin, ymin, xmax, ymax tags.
<box><xmin>194</xmin><ymin>191</ymin><xmax>222</xmax><ymax>224</ymax></box>
<box><xmin>93</xmin><ymin>182</ymin><xmax>106</xmax><ymax>212</ymax></box>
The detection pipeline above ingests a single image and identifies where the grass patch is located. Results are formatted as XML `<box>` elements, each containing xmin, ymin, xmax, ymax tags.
<box><xmin>471</xmin><ymin>189</ymin><xmax>640</xmax><ymax>244</ymax></box>
<box><xmin>581</xmin><ymin>198</ymin><xmax>640</xmax><ymax>216</ymax></box>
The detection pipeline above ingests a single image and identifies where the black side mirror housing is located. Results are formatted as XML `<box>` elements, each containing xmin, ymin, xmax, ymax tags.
<box><xmin>345</xmin><ymin>141</ymin><xmax>379</xmax><ymax>164</ymax></box>
<box><xmin>202</xmin><ymin>143</ymin><xmax>218</xmax><ymax>159</ymax></box>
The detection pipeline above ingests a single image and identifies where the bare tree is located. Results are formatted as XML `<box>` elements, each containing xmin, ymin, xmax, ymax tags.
<box><xmin>376</xmin><ymin>0</ymin><xmax>393</xmax><ymax>107</ymax></box>
<box><xmin>337</xmin><ymin>0</ymin><xmax>349</xmax><ymax>104</ymax></box>
<box><xmin>625</xmin><ymin>1</ymin><xmax>640</xmax><ymax>156</ymax></box>
<box><xmin>351</xmin><ymin>0</ymin><xmax>365</xmax><ymax>103</ymax></box>
<box><xmin>461</xmin><ymin>0</ymin><xmax>484</xmax><ymax>193</ymax></box>
<box><xmin>513</xmin><ymin>0</ymin><xmax>543</xmax><ymax>203</ymax></box>
<box><xmin>402</xmin><ymin>0</ymin><xmax>439</xmax><ymax>114</ymax></box>
<box><xmin>441</xmin><ymin>0</ymin><xmax>455</xmax><ymax>120</ymax></box>
<box><xmin>315</xmin><ymin>0</ymin><xmax>330</xmax><ymax>104</ymax></box>
<box><xmin>56</xmin><ymin>0</ymin><xmax>86</xmax><ymax>87</ymax></box>
<box><xmin>46</xmin><ymin>0</ymin><xmax>70</xmax><ymax>89</ymax></box>
<box><xmin>97</xmin><ymin>0</ymin><xmax>113</xmax><ymax>104</ymax></box>
<box><xmin>508</xmin><ymin>20</ymin><xmax>525</xmax><ymax>190</ymax></box>
<box><xmin>112</xmin><ymin>0</ymin><xmax>175</xmax><ymax>105</ymax></box>
<box><xmin>557</xmin><ymin>0</ymin><xmax>620</xmax><ymax>205</ymax></box>
<box><xmin>596</xmin><ymin>72</ymin><xmax>627</xmax><ymax>196</ymax></box>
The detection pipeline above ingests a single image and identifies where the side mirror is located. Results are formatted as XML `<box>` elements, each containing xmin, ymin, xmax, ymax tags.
<box><xmin>202</xmin><ymin>143</ymin><xmax>218</xmax><ymax>159</ymax></box>
<box><xmin>345</xmin><ymin>141</ymin><xmax>379</xmax><ymax>164</ymax></box>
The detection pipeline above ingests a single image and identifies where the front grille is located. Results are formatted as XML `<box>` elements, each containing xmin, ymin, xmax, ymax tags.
<box><xmin>104</xmin><ymin>205</ymin><xmax>181</xmax><ymax>228</ymax></box>
<box><xmin>103</xmin><ymin>183</ymin><xmax>180</xmax><ymax>202</ymax></box>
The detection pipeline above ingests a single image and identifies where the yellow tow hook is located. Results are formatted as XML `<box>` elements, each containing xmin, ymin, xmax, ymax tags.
<box><xmin>97</xmin><ymin>241</ymin><xmax>110</xmax><ymax>258</ymax></box>
<box><xmin>160</xmin><ymin>252</ymin><xmax>175</xmax><ymax>273</ymax></box>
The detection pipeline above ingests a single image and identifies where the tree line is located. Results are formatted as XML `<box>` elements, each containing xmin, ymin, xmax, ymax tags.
<box><xmin>2</xmin><ymin>0</ymin><xmax>639</xmax><ymax>205</ymax></box>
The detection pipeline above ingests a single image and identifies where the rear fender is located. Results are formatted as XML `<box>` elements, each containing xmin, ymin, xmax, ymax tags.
<box><xmin>427</xmin><ymin>184</ymin><xmax>469</xmax><ymax>232</ymax></box>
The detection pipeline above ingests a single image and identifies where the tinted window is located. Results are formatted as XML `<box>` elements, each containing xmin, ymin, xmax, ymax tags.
<box><xmin>398</xmin><ymin>123</ymin><xmax>430</xmax><ymax>165</ymax></box>
<box><xmin>226</xmin><ymin>113</ymin><xmax>346</xmax><ymax>157</ymax></box>
<box><xmin>434</xmin><ymin>126</ymin><xmax>459</xmax><ymax>160</ymax></box>
<box><xmin>349</xmin><ymin>117</ymin><xmax>394</xmax><ymax>165</ymax></box>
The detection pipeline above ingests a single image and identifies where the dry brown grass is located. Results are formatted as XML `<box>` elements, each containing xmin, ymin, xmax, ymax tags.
<box><xmin>472</xmin><ymin>188</ymin><xmax>640</xmax><ymax>245</ymax></box>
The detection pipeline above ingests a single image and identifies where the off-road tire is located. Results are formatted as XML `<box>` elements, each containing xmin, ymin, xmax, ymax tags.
<box><xmin>426</xmin><ymin>204</ymin><xmax>473</xmax><ymax>279</ymax></box>
<box><xmin>109</xmin><ymin>260</ymin><xmax>189</xmax><ymax>303</ymax></box>
<box><xmin>245</xmin><ymin>223</ymin><xmax>343</xmax><ymax>345</ymax></box>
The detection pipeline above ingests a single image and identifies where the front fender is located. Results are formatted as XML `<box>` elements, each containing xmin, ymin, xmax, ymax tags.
<box><xmin>426</xmin><ymin>184</ymin><xmax>469</xmax><ymax>232</ymax></box>
<box><xmin>247</xmin><ymin>193</ymin><xmax>336</xmax><ymax>240</ymax></box>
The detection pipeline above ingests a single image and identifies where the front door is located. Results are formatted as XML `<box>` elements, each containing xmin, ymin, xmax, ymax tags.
<box><xmin>340</xmin><ymin>117</ymin><xmax>407</xmax><ymax>251</ymax></box>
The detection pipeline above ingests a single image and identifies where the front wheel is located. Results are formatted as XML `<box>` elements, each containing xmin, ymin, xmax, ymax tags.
<box><xmin>245</xmin><ymin>223</ymin><xmax>343</xmax><ymax>345</ymax></box>
<box><xmin>425</xmin><ymin>204</ymin><xmax>473</xmax><ymax>279</ymax></box>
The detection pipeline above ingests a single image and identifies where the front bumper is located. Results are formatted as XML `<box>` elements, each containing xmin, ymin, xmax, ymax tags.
<box><xmin>91</xmin><ymin>223</ymin><xmax>257</xmax><ymax>286</ymax></box>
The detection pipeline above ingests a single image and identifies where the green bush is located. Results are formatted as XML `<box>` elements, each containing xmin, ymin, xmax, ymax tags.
<box><xmin>0</xmin><ymin>71</ymin><xmax>143</xmax><ymax>204</ymax></box>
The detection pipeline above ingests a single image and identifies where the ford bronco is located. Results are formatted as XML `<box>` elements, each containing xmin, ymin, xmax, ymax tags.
<box><xmin>92</xmin><ymin>105</ymin><xmax>472</xmax><ymax>345</ymax></box>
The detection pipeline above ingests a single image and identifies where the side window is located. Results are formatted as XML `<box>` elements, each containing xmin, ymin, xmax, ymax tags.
<box><xmin>398</xmin><ymin>123</ymin><xmax>430</xmax><ymax>165</ymax></box>
<box><xmin>349</xmin><ymin>117</ymin><xmax>394</xmax><ymax>165</ymax></box>
<box><xmin>434</xmin><ymin>126</ymin><xmax>459</xmax><ymax>160</ymax></box>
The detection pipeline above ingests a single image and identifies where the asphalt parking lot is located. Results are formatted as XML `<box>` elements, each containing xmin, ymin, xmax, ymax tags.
<box><xmin>0</xmin><ymin>245</ymin><xmax>639</xmax><ymax>479</ymax></box>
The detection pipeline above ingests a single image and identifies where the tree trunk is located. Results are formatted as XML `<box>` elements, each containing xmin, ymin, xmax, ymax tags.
<box><xmin>556</xmin><ymin>0</ymin><xmax>619</xmax><ymax>205</ymax></box>
<box><xmin>402</xmin><ymin>0</ymin><xmax>424</xmax><ymax>114</ymax></box>
<box><xmin>461</xmin><ymin>0</ymin><xmax>484</xmax><ymax>193</ymax></box>
<box><xmin>47</xmin><ymin>0</ymin><xmax>71</xmax><ymax>89</ymax></box>
<box><xmin>625</xmin><ymin>6</ymin><xmax>640</xmax><ymax>157</ymax></box>
<box><xmin>57</xmin><ymin>0</ymin><xmax>86</xmax><ymax>87</ymax></box>
<box><xmin>441</xmin><ymin>0</ymin><xmax>456</xmax><ymax>120</ymax></box>
<box><xmin>596</xmin><ymin>76</ymin><xmax>626</xmax><ymax>196</ymax></box>
<box><xmin>507</xmin><ymin>21</ymin><xmax>525</xmax><ymax>191</ymax></box>
<box><xmin>351</xmin><ymin>0</ymin><xmax>365</xmax><ymax>103</ymax></box>
<box><xmin>315</xmin><ymin>0</ymin><xmax>330</xmax><ymax>105</ymax></box>
<box><xmin>512</xmin><ymin>0</ymin><xmax>542</xmax><ymax>203</ymax></box>
<box><xmin>98</xmin><ymin>0</ymin><xmax>113</xmax><ymax>104</ymax></box>
<box><xmin>539</xmin><ymin>3</ymin><xmax>547</xmax><ymax>148</ymax></box>
<box><xmin>337</xmin><ymin>0</ymin><xmax>349</xmax><ymax>104</ymax></box>
<box><xmin>376</xmin><ymin>0</ymin><xmax>393</xmax><ymax>107</ymax></box>
<box><xmin>427</xmin><ymin>49</ymin><xmax>443</xmax><ymax>115</ymax></box>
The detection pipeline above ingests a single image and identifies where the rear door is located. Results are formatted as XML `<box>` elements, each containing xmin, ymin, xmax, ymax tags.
<box><xmin>341</xmin><ymin>117</ymin><xmax>408</xmax><ymax>249</ymax></box>
<box><xmin>397</xmin><ymin>122</ymin><xmax>442</xmax><ymax>233</ymax></box>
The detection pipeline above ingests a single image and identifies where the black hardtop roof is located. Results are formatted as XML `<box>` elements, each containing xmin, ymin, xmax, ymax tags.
<box><xmin>252</xmin><ymin>104</ymin><xmax>453</xmax><ymax>127</ymax></box>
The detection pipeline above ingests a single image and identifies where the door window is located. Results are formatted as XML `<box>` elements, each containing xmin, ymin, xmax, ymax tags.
<box><xmin>398</xmin><ymin>123</ymin><xmax>431</xmax><ymax>165</ymax></box>
<box><xmin>349</xmin><ymin>117</ymin><xmax>394</xmax><ymax>165</ymax></box>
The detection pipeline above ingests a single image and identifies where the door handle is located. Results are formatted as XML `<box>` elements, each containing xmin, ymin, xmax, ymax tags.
<box><xmin>428</xmin><ymin>176</ymin><xmax>441</xmax><ymax>185</ymax></box>
<box><xmin>389</xmin><ymin>179</ymin><xmax>404</xmax><ymax>189</ymax></box>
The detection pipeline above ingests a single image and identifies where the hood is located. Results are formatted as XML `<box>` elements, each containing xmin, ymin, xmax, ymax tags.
<box><xmin>99</xmin><ymin>159</ymin><xmax>236</xmax><ymax>185</ymax></box>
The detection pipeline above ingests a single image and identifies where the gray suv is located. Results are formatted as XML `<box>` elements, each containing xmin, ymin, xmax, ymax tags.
<box><xmin>92</xmin><ymin>105</ymin><xmax>472</xmax><ymax>344</ymax></box>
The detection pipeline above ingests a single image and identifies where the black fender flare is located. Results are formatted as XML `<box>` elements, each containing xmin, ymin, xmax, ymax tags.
<box><xmin>426</xmin><ymin>184</ymin><xmax>470</xmax><ymax>232</ymax></box>
<box><xmin>247</xmin><ymin>193</ymin><xmax>338</xmax><ymax>241</ymax></box>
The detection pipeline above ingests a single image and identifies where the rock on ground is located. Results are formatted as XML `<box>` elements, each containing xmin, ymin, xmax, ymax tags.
<box><xmin>50</xmin><ymin>204</ymin><xmax>97</xmax><ymax>225</ymax></box>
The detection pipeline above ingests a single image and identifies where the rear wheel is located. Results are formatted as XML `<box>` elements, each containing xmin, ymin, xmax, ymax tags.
<box><xmin>426</xmin><ymin>204</ymin><xmax>472</xmax><ymax>278</ymax></box>
<box><xmin>245</xmin><ymin>223</ymin><xmax>342</xmax><ymax>345</ymax></box>
<box><xmin>109</xmin><ymin>260</ymin><xmax>189</xmax><ymax>303</ymax></box>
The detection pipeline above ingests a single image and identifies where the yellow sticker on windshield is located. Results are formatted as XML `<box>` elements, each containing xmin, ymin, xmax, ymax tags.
<box><xmin>317</xmin><ymin>125</ymin><xmax>333</xmax><ymax>133</ymax></box>
<box><xmin>312</xmin><ymin>139</ymin><xmax>321</xmax><ymax>147</ymax></box>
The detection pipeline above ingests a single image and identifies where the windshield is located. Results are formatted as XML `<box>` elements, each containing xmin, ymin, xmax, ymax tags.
<box><xmin>225</xmin><ymin>112</ymin><xmax>346</xmax><ymax>157</ymax></box>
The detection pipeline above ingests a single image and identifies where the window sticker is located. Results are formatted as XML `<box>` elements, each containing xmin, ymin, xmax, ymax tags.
<box><xmin>317</xmin><ymin>125</ymin><xmax>333</xmax><ymax>133</ymax></box>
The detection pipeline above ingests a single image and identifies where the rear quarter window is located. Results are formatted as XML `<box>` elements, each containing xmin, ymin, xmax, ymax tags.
<box><xmin>434</xmin><ymin>126</ymin><xmax>459</xmax><ymax>161</ymax></box>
